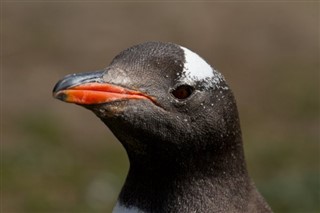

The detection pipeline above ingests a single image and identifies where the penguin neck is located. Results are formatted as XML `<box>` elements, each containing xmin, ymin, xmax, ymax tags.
<box><xmin>117</xmin><ymin>136</ymin><xmax>253</xmax><ymax>212</ymax></box>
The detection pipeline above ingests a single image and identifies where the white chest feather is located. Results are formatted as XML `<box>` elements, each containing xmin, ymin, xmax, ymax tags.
<box><xmin>112</xmin><ymin>202</ymin><xmax>145</xmax><ymax>213</ymax></box>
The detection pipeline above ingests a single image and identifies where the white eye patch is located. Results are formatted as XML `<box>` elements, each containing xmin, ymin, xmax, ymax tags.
<box><xmin>180</xmin><ymin>46</ymin><xmax>228</xmax><ymax>90</ymax></box>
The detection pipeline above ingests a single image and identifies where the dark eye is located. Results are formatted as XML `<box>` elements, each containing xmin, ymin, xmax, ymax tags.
<box><xmin>171</xmin><ymin>85</ymin><xmax>194</xmax><ymax>100</ymax></box>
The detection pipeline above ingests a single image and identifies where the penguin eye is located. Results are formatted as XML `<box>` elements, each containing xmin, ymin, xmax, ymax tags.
<box><xmin>171</xmin><ymin>85</ymin><xmax>194</xmax><ymax>100</ymax></box>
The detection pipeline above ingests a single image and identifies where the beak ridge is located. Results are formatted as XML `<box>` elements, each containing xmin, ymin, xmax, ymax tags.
<box><xmin>53</xmin><ymin>69</ymin><xmax>105</xmax><ymax>94</ymax></box>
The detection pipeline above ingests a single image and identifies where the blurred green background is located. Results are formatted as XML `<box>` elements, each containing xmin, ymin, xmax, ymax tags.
<box><xmin>3</xmin><ymin>1</ymin><xmax>319</xmax><ymax>213</ymax></box>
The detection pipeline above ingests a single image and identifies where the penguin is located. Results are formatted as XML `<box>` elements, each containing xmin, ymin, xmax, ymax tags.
<box><xmin>53</xmin><ymin>41</ymin><xmax>272</xmax><ymax>213</ymax></box>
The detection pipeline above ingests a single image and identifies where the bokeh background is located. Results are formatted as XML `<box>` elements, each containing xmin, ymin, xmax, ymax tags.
<box><xmin>3</xmin><ymin>1</ymin><xmax>319</xmax><ymax>213</ymax></box>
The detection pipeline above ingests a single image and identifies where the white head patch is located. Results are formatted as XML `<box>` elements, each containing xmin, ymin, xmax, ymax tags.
<box><xmin>180</xmin><ymin>46</ymin><xmax>228</xmax><ymax>90</ymax></box>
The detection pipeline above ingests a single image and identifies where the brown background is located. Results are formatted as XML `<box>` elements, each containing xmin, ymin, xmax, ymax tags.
<box><xmin>3</xmin><ymin>1</ymin><xmax>319</xmax><ymax>212</ymax></box>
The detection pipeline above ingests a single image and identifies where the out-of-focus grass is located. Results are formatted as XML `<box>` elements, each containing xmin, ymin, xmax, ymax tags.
<box><xmin>243</xmin><ymin>61</ymin><xmax>319</xmax><ymax>212</ymax></box>
<box><xmin>4</xmin><ymin>112</ymin><xmax>128</xmax><ymax>212</ymax></box>
<box><xmin>246</xmin><ymin>137</ymin><xmax>319</xmax><ymax>212</ymax></box>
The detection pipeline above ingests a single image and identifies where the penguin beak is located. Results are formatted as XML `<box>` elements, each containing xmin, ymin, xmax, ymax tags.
<box><xmin>53</xmin><ymin>70</ymin><xmax>156</xmax><ymax>105</ymax></box>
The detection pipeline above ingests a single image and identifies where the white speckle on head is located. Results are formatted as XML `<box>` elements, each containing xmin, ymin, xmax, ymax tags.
<box><xmin>113</xmin><ymin>202</ymin><xmax>145</xmax><ymax>213</ymax></box>
<box><xmin>180</xmin><ymin>46</ymin><xmax>228</xmax><ymax>90</ymax></box>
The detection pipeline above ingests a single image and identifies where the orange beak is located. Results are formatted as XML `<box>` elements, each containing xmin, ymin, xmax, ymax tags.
<box><xmin>53</xmin><ymin>70</ymin><xmax>156</xmax><ymax>105</ymax></box>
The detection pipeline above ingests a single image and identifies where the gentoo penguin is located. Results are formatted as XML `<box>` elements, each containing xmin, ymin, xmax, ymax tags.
<box><xmin>53</xmin><ymin>41</ymin><xmax>272</xmax><ymax>213</ymax></box>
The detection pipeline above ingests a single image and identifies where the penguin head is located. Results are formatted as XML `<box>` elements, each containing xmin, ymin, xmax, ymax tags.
<box><xmin>53</xmin><ymin>42</ymin><xmax>241</xmax><ymax>160</ymax></box>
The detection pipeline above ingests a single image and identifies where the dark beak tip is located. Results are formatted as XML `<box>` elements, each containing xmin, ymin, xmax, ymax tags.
<box><xmin>52</xmin><ymin>80</ymin><xmax>63</xmax><ymax>94</ymax></box>
<box><xmin>53</xmin><ymin>91</ymin><xmax>67</xmax><ymax>101</ymax></box>
<box><xmin>52</xmin><ymin>69</ymin><xmax>105</xmax><ymax>95</ymax></box>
